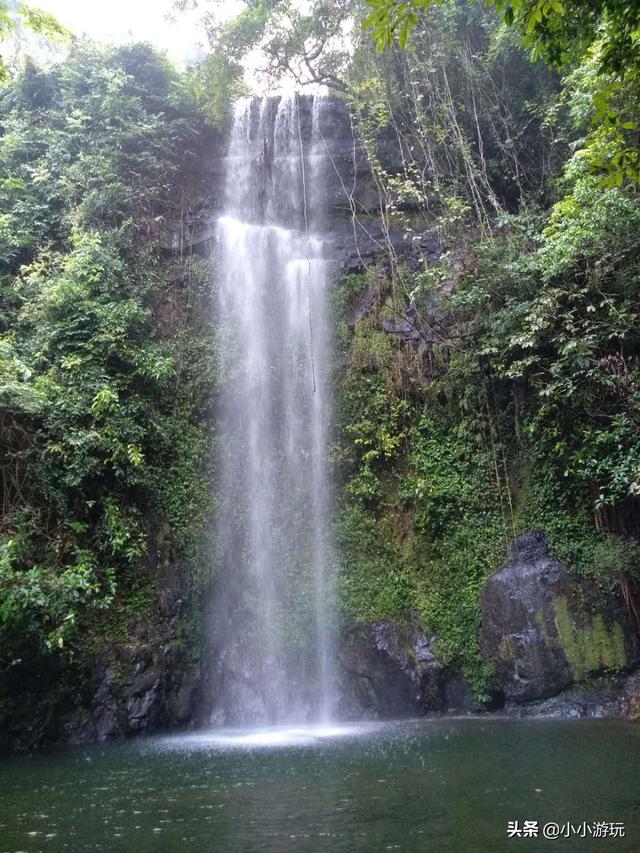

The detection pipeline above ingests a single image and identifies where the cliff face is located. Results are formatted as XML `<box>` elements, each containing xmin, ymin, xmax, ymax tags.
<box><xmin>159</xmin><ymin>95</ymin><xmax>441</xmax><ymax>273</ymax></box>
<box><xmin>331</xmin><ymin>248</ymin><xmax>640</xmax><ymax>720</ymax></box>
<box><xmin>335</xmin><ymin>535</ymin><xmax>640</xmax><ymax>721</ymax></box>
<box><xmin>3</xmin><ymin>88</ymin><xmax>639</xmax><ymax>753</ymax></box>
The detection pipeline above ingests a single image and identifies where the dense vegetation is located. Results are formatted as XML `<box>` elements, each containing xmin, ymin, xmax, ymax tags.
<box><xmin>1</xmin><ymin>0</ymin><xmax>640</xmax><ymax>728</ymax></box>
<box><xmin>190</xmin><ymin>0</ymin><xmax>640</xmax><ymax>692</ymax></box>
<box><xmin>0</xmin><ymin>44</ymin><xmax>216</xmax><ymax>715</ymax></box>
<box><xmin>328</xmin><ymin>0</ymin><xmax>640</xmax><ymax>693</ymax></box>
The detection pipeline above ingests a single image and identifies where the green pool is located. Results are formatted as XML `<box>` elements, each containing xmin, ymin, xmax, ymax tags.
<box><xmin>1</xmin><ymin>718</ymin><xmax>639</xmax><ymax>852</ymax></box>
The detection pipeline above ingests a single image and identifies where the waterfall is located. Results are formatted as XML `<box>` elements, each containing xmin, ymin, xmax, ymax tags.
<box><xmin>211</xmin><ymin>95</ymin><xmax>335</xmax><ymax>725</ymax></box>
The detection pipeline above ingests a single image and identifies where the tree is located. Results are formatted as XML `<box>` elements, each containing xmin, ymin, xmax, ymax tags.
<box><xmin>0</xmin><ymin>43</ymin><xmax>214</xmax><ymax>671</ymax></box>
<box><xmin>364</xmin><ymin>1</ymin><xmax>640</xmax><ymax>73</ymax></box>
<box><xmin>364</xmin><ymin>0</ymin><xmax>640</xmax><ymax>183</ymax></box>
<box><xmin>176</xmin><ymin>0</ymin><xmax>353</xmax><ymax>118</ymax></box>
<box><xmin>0</xmin><ymin>1</ymin><xmax>67</xmax><ymax>82</ymax></box>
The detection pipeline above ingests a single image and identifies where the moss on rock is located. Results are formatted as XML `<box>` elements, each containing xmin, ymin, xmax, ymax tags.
<box><xmin>553</xmin><ymin>596</ymin><xmax>627</xmax><ymax>679</ymax></box>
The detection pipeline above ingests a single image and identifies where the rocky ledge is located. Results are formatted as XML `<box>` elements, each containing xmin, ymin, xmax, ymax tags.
<box><xmin>337</xmin><ymin>617</ymin><xmax>474</xmax><ymax>719</ymax></box>
<box><xmin>481</xmin><ymin>531</ymin><xmax>639</xmax><ymax>703</ymax></box>
<box><xmin>0</xmin><ymin>561</ymin><xmax>201</xmax><ymax>754</ymax></box>
<box><xmin>339</xmin><ymin>531</ymin><xmax>640</xmax><ymax>720</ymax></box>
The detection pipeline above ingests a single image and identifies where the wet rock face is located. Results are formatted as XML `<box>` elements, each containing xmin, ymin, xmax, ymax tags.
<box><xmin>20</xmin><ymin>559</ymin><xmax>204</xmax><ymax>751</ymax></box>
<box><xmin>76</xmin><ymin>601</ymin><xmax>200</xmax><ymax>744</ymax></box>
<box><xmin>82</xmin><ymin>637</ymin><xmax>200</xmax><ymax>744</ymax></box>
<box><xmin>61</xmin><ymin>645</ymin><xmax>199</xmax><ymax>747</ymax></box>
<box><xmin>324</xmin><ymin>217</ymin><xmax>441</xmax><ymax>274</ymax></box>
<box><xmin>337</xmin><ymin>618</ymin><xmax>473</xmax><ymax>718</ymax></box>
<box><xmin>158</xmin><ymin>95</ymin><xmax>443</xmax><ymax>275</ymax></box>
<box><xmin>501</xmin><ymin>669</ymin><xmax>640</xmax><ymax>720</ymax></box>
<box><xmin>481</xmin><ymin>532</ymin><xmax>640</xmax><ymax>703</ymax></box>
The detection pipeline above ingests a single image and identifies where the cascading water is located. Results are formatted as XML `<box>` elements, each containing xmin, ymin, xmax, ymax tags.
<box><xmin>210</xmin><ymin>94</ymin><xmax>336</xmax><ymax>725</ymax></box>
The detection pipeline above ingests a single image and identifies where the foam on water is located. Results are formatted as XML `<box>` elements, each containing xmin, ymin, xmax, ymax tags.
<box><xmin>157</xmin><ymin>722</ymin><xmax>384</xmax><ymax>751</ymax></box>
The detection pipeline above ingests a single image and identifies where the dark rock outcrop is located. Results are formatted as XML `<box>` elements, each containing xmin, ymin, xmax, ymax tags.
<box><xmin>75</xmin><ymin>622</ymin><xmax>201</xmax><ymax>745</ymax></box>
<box><xmin>1</xmin><ymin>557</ymin><xmax>202</xmax><ymax>753</ymax></box>
<box><xmin>64</xmin><ymin>562</ymin><xmax>201</xmax><ymax>745</ymax></box>
<box><xmin>500</xmin><ymin>668</ymin><xmax>640</xmax><ymax>719</ymax></box>
<box><xmin>481</xmin><ymin>531</ymin><xmax>640</xmax><ymax>703</ymax></box>
<box><xmin>156</xmin><ymin>95</ymin><xmax>443</xmax><ymax>275</ymax></box>
<box><xmin>324</xmin><ymin>217</ymin><xmax>441</xmax><ymax>274</ymax></box>
<box><xmin>338</xmin><ymin>618</ymin><xmax>473</xmax><ymax>718</ymax></box>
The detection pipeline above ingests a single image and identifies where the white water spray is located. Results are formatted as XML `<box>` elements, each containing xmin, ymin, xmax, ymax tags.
<box><xmin>211</xmin><ymin>95</ymin><xmax>335</xmax><ymax>724</ymax></box>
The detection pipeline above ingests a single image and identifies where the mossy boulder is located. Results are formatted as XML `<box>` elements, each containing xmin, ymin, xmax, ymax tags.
<box><xmin>337</xmin><ymin>616</ymin><xmax>473</xmax><ymax>717</ymax></box>
<box><xmin>481</xmin><ymin>531</ymin><xmax>639</xmax><ymax>702</ymax></box>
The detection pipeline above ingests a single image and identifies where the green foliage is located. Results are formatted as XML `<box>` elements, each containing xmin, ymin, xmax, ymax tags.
<box><xmin>450</xmin><ymin>171</ymin><xmax>640</xmax><ymax>511</ymax></box>
<box><xmin>337</xmin><ymin>503</ymin><xmax>418</xmax><ymax>619</ymax></box>
<box><xmin>511</xmin><ymin>458</ymin><xmax>640</xmax><ymax>600</ymax></box>
<box><xmin>0</xmin><ymin>535</ymin><xmax>113</xmax><ymax>653</ymax></box>
<box><xmin>364</xmin><ymin>0</ymin><xmax>640</xmax><ymax>72</ymax></box>
<box><xmin>334</xmin><ymin>271</ymin><xmax>511</xmax><ymax>698</ymax></box>
<box><xmin>405</xmin><ymin>415</ymin><xmax>508</xmax><ymax>679</ymax></box>
<box><xmin>347</xmin><ymin>0</ymin><xmax>563</xmax><ymax>243</ymax></box>
<box><xmin>363</xmin><ymin>0</ymin><xmax>427</xmax><ymax>50</ymax></box>
<box><xmin>0</xmin><ymin>1</ymin><xmax>68</xmax><ymax>83</ymax></box>
<box><xmin>364</xmin><ymin>0</ymin><xmax>640</xmax><ymax>186</ymax></box>
<box><xmin>0</xmin><ymin>45</ymin><xmax>215</xmax><ymax>677</ymax></box>
<box><xmin>185</xmin><ymin>50</ymin><xmax>248</xmax><ymax>130</ymax></box>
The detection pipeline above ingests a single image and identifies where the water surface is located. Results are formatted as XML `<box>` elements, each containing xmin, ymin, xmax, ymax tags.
<box><xmin>1</xmin><ymin>719</ymin><xmax>639</xmax><ymax>852</ymax></box>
